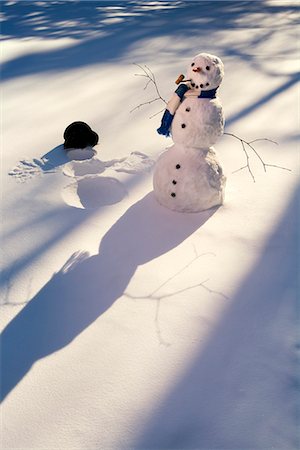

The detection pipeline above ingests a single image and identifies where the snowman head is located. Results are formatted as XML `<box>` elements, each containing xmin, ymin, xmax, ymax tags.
<box><xmin>186</xmin><ymin>53</ymin><xmax>224</xmax><ymax>91</ymax></box>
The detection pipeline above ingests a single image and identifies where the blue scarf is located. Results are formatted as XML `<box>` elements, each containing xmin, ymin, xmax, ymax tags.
<box><xmin>198</xmin><ymin>87</ymin><xmax>218</xmax><ymax>99</ymax></box>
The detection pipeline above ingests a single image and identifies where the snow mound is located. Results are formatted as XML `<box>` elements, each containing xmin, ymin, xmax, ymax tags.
<box><xmin>63</xmin><ymin>151</ymin><xmax>154</xmax><ymax>178</ymax></box>
<box><xmin>9</xmin><ymin>151</ymin><xmax>153</xmax><ymax>184</ymax></box>
<box><xmin>61</xmin><ymin>152</ymin><xmax>153</xmax><ymax>209</ymax></box>
<box><xmin>62</xmin><ymin>176</ymin><xmax>127</xmax><ymax>209</ymax></box>
<box><xmin>65</xmin><ymin>146</ymin><xmax>96</xmax><ymax>161</ymax></box>
<box><xmin>63</xmin><ymin>158</ymin><xmax>106</xmax><ymax>178</ymax></box>
<box><xmin>110</xmin><ymin>151</ymin><xmax>155</xmax><ymax>174</ymax></box>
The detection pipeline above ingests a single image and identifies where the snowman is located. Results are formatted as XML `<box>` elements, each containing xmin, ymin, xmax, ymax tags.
<box><xmin>153</xmin><ymin>53</ymin><xmax>226</xmax><ymax>213</ymax></box>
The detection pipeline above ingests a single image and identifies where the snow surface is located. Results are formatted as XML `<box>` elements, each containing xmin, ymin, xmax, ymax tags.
<box><xmin>1</xmin><ymin>1</ymin><xmax>299</xmax><ymax>449</ymax></box>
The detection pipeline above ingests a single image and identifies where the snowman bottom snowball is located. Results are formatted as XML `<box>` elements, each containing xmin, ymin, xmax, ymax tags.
<box><xmin>153</xmin><ymin>144</ymin><xmax>226</xmax><ymax>213</ymax></box>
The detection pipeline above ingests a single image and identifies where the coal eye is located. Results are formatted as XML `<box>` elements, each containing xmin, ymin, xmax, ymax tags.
<box><xmin>206</xmin><ymin>66</ymin><xmax>210</xmax><ymax>71</ymax></box>
<box><xmin>206</xmin><ymin>82</ymin><xmax>209</xmax><ymax>86</ymax></box>
<box><xmin>191</xmin><ymin>62</ymin><xmax>195</xmax><ymax>67</ymax></box>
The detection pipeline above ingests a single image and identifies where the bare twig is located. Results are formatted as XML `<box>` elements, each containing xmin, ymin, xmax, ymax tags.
<box><xmin>224</xmin><ymin>132</ymin><xmax>291</xmax><ymax>182</ymax></box>
<box><xmin>248</xmin><ymin>138</ymin><xmax>278</xmax><ymax>145</ymax></box>
<box><xmin>130</xmin><ymin>98</ymin><xmax>163</xmax><ymax>113</ymax></box>
<box><xmin>131</xmin><ymin>64</ymin><xmax>167</xmax><ymax>116</ymax></box>
<box><xmin>149</xmin><ymin>108</ymin><xmax>165</xmax><ymax>119</ymax></box>
<box><xmin>232</xmin><ymin>139</ymin><xmax>256</xmax><ymax>182</ymax></box>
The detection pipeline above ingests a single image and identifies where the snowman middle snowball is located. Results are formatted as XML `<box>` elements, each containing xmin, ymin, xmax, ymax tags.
<box><xmin>154</xmin><ymin>53</ymin><xmax>226</xmax><ymax>213</ymax></box>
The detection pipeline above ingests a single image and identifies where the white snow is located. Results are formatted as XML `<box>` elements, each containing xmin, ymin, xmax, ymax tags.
<box><xmin>153</xmin><ymin>145</ymin><xmax>225</xmax><ymax>212</ymax></box>
<box><xmin>171</xmin><ymin>93</ymin><xmax>224</xmax><ymax>148</ymax></box>
<box><xmin>1</xmin><ymin>1</ymin><xmax>299</xmax><ymax>449</ymax></box>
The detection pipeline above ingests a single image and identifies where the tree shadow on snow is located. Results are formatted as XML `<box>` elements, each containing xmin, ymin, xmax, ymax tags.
<box><xmin>1</xmin><ymin>192</ymin><xmax>218</xmax><ymax>402</ymax></box>
<box><xmin>134</xmin><ymin>185</ymin><xmax>299</xmax><ymax>450</ymax></box>
<box><xmin>1</xmin><ymin>1</ymin><xmax>299</xmax><ymax>81</ymax></box>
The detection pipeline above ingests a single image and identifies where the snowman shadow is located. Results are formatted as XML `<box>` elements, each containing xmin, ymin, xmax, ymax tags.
<box><xmin>1</xmin><ymin>192</ymin><xmax>218</xmax><ymax>401</ymax></box>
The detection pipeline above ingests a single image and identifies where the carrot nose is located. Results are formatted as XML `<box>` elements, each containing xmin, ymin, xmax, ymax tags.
<box><xmin>192</xmin><ymin>67</ymin><xmax>202</xmax><ymax>73</ymax></box>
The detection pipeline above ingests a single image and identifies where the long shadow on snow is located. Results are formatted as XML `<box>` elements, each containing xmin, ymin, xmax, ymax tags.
<box><xmin>1</xmin><ymin>143</ymin><xmax>147</xmax><ymax>289</ymax></box>
<box><xmin>1</xmin><ymin>192</ymin><xmax>217</xmax><ymax>402</ymax></box>
<box><xmin>2</xmin><ymin>1</ymin><xmax>298</xmax><ymax>81</ymax></box>
<box><xmin>225</xmin><ymin>71</ymin><xmax>300</xmax><ymax>128</ymax></box>
<box><xmin>134</xmin><ymin>185</ymin><xmax>299</xmax><ymax>450</ymax></box>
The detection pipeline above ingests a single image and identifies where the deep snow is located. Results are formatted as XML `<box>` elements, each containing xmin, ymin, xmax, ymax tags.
<box><xmin>1</xmin><ymin>1</ymin><xmax>299</xmax><ymax>449</ymax></box>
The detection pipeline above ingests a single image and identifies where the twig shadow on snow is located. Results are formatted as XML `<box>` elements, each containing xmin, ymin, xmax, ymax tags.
<box><xmin>1</xmin><ymin>192</ymin><xmax>219</xmax><ymax>402</ymax></box>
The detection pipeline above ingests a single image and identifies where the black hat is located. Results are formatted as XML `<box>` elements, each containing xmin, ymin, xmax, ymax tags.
<box><xmin>63</xmin><ymin>121</ymin><xmax>99</xmax><ymax>150</ymax></box>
